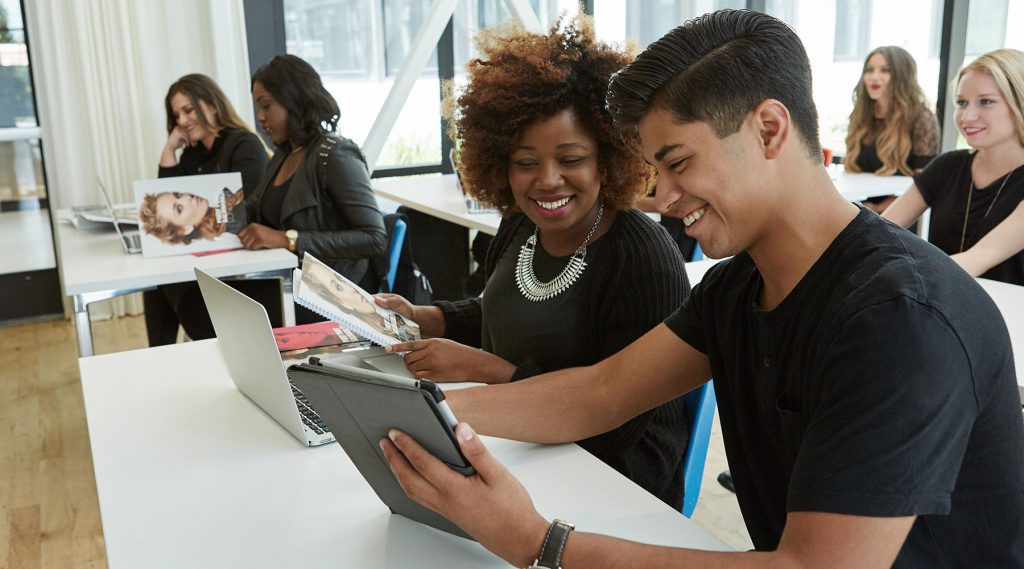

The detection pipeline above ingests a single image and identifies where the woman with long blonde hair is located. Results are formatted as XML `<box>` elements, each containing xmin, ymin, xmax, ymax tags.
<box><xmin>844</xmin><ymin>46</ymin><xmax>939</xmax><ymax>211</ymax></box>
<box><xmin>884</xmin><ymin>48</ymin><xmax>1024</xmax><ymax>285</ymax></box>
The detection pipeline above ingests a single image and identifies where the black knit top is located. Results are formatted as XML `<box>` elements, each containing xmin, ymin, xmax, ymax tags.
<box><xmin>436</xmin><ymin>209</ymin><xmax>692</xmax><ymax>508</ymax></box>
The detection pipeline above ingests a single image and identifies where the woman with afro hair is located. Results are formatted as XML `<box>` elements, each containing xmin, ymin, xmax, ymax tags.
<box><xmin>376</xmin><ymin>15</ymin><xmax>692</xmax><ymax>509</ymax></box>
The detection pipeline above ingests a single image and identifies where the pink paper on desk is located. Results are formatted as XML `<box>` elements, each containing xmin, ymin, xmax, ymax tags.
<box><xmin>191</xmin><ymin>247</ymin><xmax>243</xmax><ymax>257</ymax></box>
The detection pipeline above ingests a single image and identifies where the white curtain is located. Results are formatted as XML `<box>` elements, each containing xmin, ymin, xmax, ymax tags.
<box><xmin>25</xmin><ymin>0</ymin><xmax>253</xmax><ymax>319</ymax></box>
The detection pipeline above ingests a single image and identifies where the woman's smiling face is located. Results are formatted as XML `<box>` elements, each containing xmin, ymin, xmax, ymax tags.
<box><xmin>507</xmin><ymin>108</ymin><xmax>603</xmax><ymax>240</ymax></box>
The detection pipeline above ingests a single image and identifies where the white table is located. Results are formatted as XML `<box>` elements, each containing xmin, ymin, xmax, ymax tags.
<box><xmin>830</xmin><ymin>167</ymin><xmax>912</xmax><ymax>202</ymax></box>
<box><xmin>374</xmin><ymin>174</ymin><xmax>663</xmax><ymax>235</ymax></box>
<box><xmin>977</xmin><ymin>278</ymin><xmax>1024</xmax><ymax>401</ymax></box>
<box><xmin>79</xmin><ymin>341</ymin><xmax>730</xmax><ymax>568</ymax></box>
<box><xmin>374</xmin><ymin>174</ymin><xmax>502</xmax><ymax>235</ymax></box>
<box><xmin>55</xmin><ymin>213</ymin><xmax>297</xmax><ymax>357</ymax></box>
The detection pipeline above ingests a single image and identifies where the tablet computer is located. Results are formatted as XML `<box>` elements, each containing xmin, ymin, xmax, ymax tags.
<box><xmin>287</xmin><ymin>356</ymin><xmax>474</xmax><ymax>539</ymax></box>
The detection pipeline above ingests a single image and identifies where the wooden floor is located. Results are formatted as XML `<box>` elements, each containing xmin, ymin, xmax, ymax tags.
<box><xmin>0</xmin><ymin>315</ymin><xmax>751</xmax><ymax>567</ymax></box>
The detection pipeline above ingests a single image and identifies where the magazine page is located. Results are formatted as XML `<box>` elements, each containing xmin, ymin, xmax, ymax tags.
<box><xmin>295</xmin><ymin>253</ymin><xmax>420</xmax><ymax>347</ymax></box>
<box><xmin>272</xmin><ymin>320</ymin><xmax>365</xmax><ymax>351</ymax></box>
<box><xmin>133</xmin><ymin>172</ymin><xmax>247</xmax><ymax>258</ymax></box>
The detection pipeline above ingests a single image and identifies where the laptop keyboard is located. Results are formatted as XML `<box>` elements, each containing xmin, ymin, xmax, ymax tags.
<box><xmin>291</xmin><ymin>383</ymin><xmax>330</xmax><ymax>435</ymax></box>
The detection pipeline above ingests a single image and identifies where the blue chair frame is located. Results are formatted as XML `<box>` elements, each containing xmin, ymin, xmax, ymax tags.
<box><xmin>383</xmin><ymin>218</ymin><xmax>408</xmax><ymax>293</ymax></box>
<box><xmin>681</xmin><ymin>380</ymin><xmax>716</xmax><ymax>517</ymax></box>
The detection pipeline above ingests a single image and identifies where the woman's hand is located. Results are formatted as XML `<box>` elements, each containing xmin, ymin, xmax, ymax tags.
<box><xmin>238</xmin><ymin>223</ymin><xmax>288</xmax><ymax>250</ymax></box>
<box><xmin>385</xmin><ymin>338</ymin><xmax>516</xmax><ymax>383</ymax></box>
<box><xmin>373</xmin><ymin>292</ymin><xmax>416</xmax><ymax>320</ymax></box>
<box><xmin>159</xmin><ymin>126</ymin><xmax>192</xmax><ymax>167</ymax></box>
<box><xmin>374</xmin><ymin>294</ymin><xmax>445</xmax><ymax>338</ymax></box>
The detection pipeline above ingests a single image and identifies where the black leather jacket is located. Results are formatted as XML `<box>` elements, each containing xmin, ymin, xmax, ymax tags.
<box><xmin>246</xmin><ymin>134</ymin><xmax>386</xmax><ymax>290</ymax></box>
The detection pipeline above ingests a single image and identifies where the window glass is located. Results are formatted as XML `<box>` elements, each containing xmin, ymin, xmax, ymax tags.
<box><xmin>593</xmin><ymin>1</ymin><xmax>943</xmax><ymax>158</ymax></box>
<box><xmin>453</xmin><ymin>0</ymin><xmax>573</xmax><ymax>68</ymax></box>
<box><xmin>449</xmin><ymin>0</ymin><xmax>574</xmax><ymax>161</ymax></box>
<box><xmin>776</xmin><ymin>0</ymin><xmax>941</xmax><ymax>154</ymax></box>
<box><xmin>833</xmin><ymin>0</ymin><xmax>871</xmax><ymax>60</ymax></box>
<box><xmin>284</xmin><ymin>0</ymin><xmax>441</xmax><ymax>168</ymax></box>
<box><xmin>0</xmin><ymin>0</ymin><xmax>35</xmax><ymax>128</ymax></box>
<box><xmin>0</xmin><ymin>0</ymin><xmax>43</xmax><ymax>205</ymax></box>
<box><xmin>0</xmin><ymin>0</ymin><xmax>51</xmax><ymax>284</ymax></box>
<box><xmin>963</xmin><ymin>0</ymin><xmax>1023</xmax><ymax>65</ymax></box>
<box><xmin>964</xmin><ymin>0</ymin><xmax>1009</xmax><ymax>57</ymax></box>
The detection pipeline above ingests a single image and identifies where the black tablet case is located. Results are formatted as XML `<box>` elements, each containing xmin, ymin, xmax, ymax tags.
<box><xmin>287</xmin><ymin>362</ymin><xmax>473</xmax><ymax>540</ymax></box>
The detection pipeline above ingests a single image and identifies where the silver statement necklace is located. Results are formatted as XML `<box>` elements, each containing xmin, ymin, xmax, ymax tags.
<box><xmin>515</xmin><ymin>203</ymin><xmax>604</xmax><ymax>302</ymax></box>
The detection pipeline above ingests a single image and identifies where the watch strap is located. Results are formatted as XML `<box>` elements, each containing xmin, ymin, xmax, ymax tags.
<box><xmin>529</xmin><ymin>519</ymin><xmax>574</xmax><ymax>569</ymax></box>
<box><xmin>286</xmin><ymin>229</ymin><xmax>298</xmax><ymax>252</ymax></box>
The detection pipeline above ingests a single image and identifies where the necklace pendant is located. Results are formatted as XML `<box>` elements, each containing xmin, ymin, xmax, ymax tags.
<box><xmin>514</xmin><ymin>203</ymin><xmax>604</xmax><ymax>302</ymax></box>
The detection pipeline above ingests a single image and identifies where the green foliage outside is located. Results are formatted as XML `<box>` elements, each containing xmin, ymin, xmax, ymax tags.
<box><xmin>0</xmin><ymin>5</ymin><xmax>12</xmax><ymax>43</ymax></box>
<box><xmin>378</xmin><ymin>134</ymin><xmax>441</xmax><ymax>167</ymax></box>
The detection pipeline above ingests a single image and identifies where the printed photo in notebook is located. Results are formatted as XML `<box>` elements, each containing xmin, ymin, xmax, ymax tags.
<box><xmin>294</xmin><ymin>253</ymin><xmax>420</xmax><ymax>347</ymax></box>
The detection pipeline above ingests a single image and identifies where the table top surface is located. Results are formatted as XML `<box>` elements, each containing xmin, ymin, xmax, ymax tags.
<box><xmin>55</xmin><ymin>211</ymin><xmax>297</xmax><ymax>296</ymax></box>
<box><xmin>374</xmin><ymin>174</ymin><xmax>502</xmax><ymax>235</ymax></box>
<box><xmin>79</xmin><ymin>340</ymin><xmax>729</xmax><ymax>568</ymax></box>
<box><xmin>830</xmin><ymin>167</ymin><xmax>911</xmax><ymax>202</ymax></box>
<box><xmin>373</xmin><ymin>170</ymin><xmax>910</xmax><ymax>236</ymax></box>
<box><xmin>977</xmin><ymin>278</ymin><xmax>1024</xmax><ymax>389</ymax></box>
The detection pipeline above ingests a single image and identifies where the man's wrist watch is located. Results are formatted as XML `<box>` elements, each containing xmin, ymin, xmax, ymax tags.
<box><xmin>526</xmin><ymin>519</ymin><xmax>574</xmax><ymax>569</ymax></box>
<box><xmin>285</xmin><ymin>229</ymin><xmax>298</xmax><ymax>252</ymax></box>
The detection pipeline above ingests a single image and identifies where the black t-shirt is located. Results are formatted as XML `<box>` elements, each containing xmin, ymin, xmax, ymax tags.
<box><xmin>259</xmin><ymin>177</ymin><xmax>292</xmax><ymax>229</ymax></box>
<box><xmin>914</xmin><ymin>150</ymin><xmax>1024</xmax><ymax>285</ymax></box>
<box><xmin>664</xmin><ymin>208</ymin><xmax>1024</xmax><ymax>566</ymax></box>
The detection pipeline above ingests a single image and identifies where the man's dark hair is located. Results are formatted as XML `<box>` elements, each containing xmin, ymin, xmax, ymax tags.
<box><xmin>251</xmin><ymin>54</ymin><xmax>340</xmax><ymax>148</ymax></box>
<box><xmin>606</xmin><ymin>9</ymin><xmax>822</xmax><ymax>162</ymax></box>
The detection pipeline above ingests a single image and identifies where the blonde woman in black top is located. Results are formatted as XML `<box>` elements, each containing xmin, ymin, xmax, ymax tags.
<box><xmin>884</xmin><ymin>48</ymin><xmax>1024</xmax><ymax>285</ymax></box>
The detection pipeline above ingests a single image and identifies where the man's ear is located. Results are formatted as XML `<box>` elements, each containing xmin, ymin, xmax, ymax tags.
<box><xmin>751</xmin><ymin>99</ymin><xmax>790</xmax><ymax>160</ymax></box>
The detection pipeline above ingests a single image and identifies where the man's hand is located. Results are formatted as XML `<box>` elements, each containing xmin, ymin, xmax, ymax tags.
<box><xmin>385</xmin><ymin>338</ymin><xmax>516</xmax><ymax>383</ymax></box>
<box><xmin>238</xmin><ymin>223</ymin><xmax>288</xmax><ymax>250</ymax></box>
<box><xmin>381</xmin><ymin>423</ymin><xmax>549</xmax><ymax>567</ymax></box>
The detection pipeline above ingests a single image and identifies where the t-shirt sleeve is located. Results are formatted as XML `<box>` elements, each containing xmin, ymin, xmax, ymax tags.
<box><xmin>663</xmin><ymin>279</ymin><xmax>709</xmax><ymax>354</ymax></box>
<box><xmin>912</xmin><ymin>151</ymin><xmax>958</xmax><ymax>206</ymax></box>
<box><xmin>786</xmin><ymin>296</ymin><xmax>978</xmax><ymax>517</ymax></box>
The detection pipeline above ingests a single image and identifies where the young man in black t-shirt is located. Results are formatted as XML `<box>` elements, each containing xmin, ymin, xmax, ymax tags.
<box><xmin>379</xmin><ymin>10</ymin><xmax>1024</xmax><ymax>568</ymax></box>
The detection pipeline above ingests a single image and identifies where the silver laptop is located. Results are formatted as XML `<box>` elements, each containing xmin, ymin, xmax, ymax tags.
<box><xmin>97</xmin><ymin>178</ymin><xmax>142</xmax><ymax>254</ymax></box>
<box><xmin>194</xmin><ymin>268</ymin><xmax>412</xmax><ymax>446</ymax></box>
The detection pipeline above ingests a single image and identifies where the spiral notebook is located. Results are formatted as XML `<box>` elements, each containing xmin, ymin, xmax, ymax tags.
<box><xmin>294</xmin><ymin>253</ymin><xmax>420</xmax><ymax>347</ymax></box>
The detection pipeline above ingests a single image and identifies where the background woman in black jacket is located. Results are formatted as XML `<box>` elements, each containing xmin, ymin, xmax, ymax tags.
<box><xmin>145</xmin><ymin>73</ymin><xmax>270</xmax><ymax>346</ymax></box>
<box><xmin>241</xmin><ymin>54</ymin><xmax>386</xmax><ymax>303</ymax></box>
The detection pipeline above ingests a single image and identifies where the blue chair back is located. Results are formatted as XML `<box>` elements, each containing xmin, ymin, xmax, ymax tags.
<box><xmin>691</xmin><ymin>242</ymin><xmax>704</xmax><ymax>262</ymax></box>
<box><xmin>384</xmin><ymin>218</ymin><xmax>407</xmax><ymax>293</ymax></box>
<box><xmin>681</xmin><ymin>380</ymin><xmax>716</xmax><ymax>517</ymax></box>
